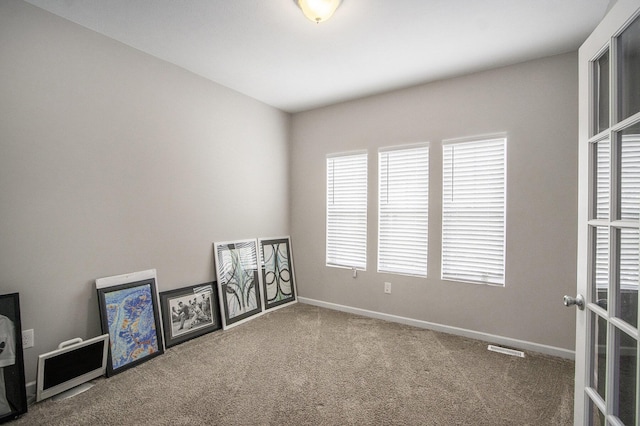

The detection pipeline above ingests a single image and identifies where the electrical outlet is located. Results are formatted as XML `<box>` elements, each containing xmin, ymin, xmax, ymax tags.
<box><xmin>384</xmin><ymin>282</ymin><xmax>391</xmax><ymax>294</ymax></box>
<box><xmin>22</xmin><ymin>329</ymin><xmax>34</xmax><ymax>349</ymax></box>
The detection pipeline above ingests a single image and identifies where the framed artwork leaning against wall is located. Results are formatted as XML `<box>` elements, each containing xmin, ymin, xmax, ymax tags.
<box><xmin>258</xmin><ymin>237</ymin><xmax>297</xmax><ymax>311</ymax></box>
<box><xmin>213</xmin><ymin>239</ymin><xmax>263</xmax><ymax>329</ymax></box>
<box><xmin>159</xmin><ymin>282</ymin><xmax>222</xmax><ymax>348</ymax></box>
<box><xmin>96</xmin><ymin>269</ymin><xmax>164</xmax><ymax>377</ymax></box>
<box><xmin>0</xmin><ymin>293</ymin><xmax>27</xmax><ymax>424</ymax></box>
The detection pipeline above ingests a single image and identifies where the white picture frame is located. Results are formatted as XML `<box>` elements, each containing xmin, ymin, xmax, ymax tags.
<box><xmin>213</xmin><ymin>239</ymin><xmax>264</xmax><ymax>329</ymax></box>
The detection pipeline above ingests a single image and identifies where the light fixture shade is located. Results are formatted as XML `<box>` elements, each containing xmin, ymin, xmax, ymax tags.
<box><xmin>297</xmin><ymin>0</ymin><xmax>341</xmax><ymax>23</ymax></box>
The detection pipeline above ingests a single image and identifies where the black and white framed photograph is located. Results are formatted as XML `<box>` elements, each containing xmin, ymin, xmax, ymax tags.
<box><xmin>159</xmin><ymin>282</ymin><xmax>222</xmax><ymax>348</ymax></box>
<box><xmin>96</xmin><ymin>269</ymin><xmax>165</xmax><ymax>377</ymax></box>
<box><xmin>0</xmin><ymin>293</ymin><xmax>27</xmax><ymax>424</ymax></box>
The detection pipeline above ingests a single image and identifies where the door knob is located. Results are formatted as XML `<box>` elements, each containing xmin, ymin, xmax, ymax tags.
<box><xmin>563</xmin><ymin>294</ymin><xmax>585</xmax><ymax>310</ymax></box>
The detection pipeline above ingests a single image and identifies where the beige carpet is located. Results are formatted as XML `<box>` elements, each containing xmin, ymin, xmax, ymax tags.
<box><xmin>13</xmin><ymin>303</ymin><xmax>574</xmax><ymax>425</ymax></box>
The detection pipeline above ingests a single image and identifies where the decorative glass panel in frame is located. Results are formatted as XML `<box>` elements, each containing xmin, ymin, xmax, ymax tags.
<box><xmin>213</xmin><ymin>239</ymin><xmax>263</xmax><ymax>329</ymax></box>
<box><xmin>258</xmin><ymin>237</ymin><xmax>297</xmax><ymax>311</ymax></box>
<box><xmin>95</xmin><ymin>270</ymin><xmax>164</xmax><ymax>377</ymax></box>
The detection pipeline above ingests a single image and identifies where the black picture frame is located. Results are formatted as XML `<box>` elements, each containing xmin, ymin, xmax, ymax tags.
<box><xmin>0</xmin><ymin>293</ymin><xmax>27</xmax><ymax>424</ymax></box>
<box><xmin>159</xmin><ymin>282</ymin><xmax>222</xmax><ymax>348</ymax></box>
<box><xmin>259</xmin><ymin>236</ymin><xmax>297</xmax><ymax>311</ymax></box>
<box><xmin>96</xmin><ymin>278</ymin><xmax>164</xmax><ymax>377</ymax></box>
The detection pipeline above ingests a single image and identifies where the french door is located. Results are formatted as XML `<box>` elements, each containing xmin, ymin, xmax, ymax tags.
<box><xmin>576</xmin><ymin>1</ymin><xmax>640</xmax><ymax>424</ymax></box>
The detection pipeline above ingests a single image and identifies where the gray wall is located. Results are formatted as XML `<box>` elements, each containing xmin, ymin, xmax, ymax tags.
<box><xmin>290</xmin><ymin>52</ymin><xmax>578</xmax><ymax>352</ymax></box>
<box><xmin>0</xmin><ymin>0</ymin><xmax>290</xmax><ymax>383</ymax></box>
<box><xmin>1</xmin><ymin>0</ymin><xmax>579</xmax><ymax>387</ymax></box>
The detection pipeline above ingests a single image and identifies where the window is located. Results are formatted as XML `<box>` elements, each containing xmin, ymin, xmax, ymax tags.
<box><xmin>442</xmin><ymin>137</ymin><xmax>506</xmax><ymax>285</ymax></box>
<box><xmin>378</xmin><ymin>145</ymin><xmax>429</xmax><ymax>277</ymax></box>
<box><xmin>326</xmin><ymin>152</ymin><xmax>367</xmax><ymax>269</ymax></box>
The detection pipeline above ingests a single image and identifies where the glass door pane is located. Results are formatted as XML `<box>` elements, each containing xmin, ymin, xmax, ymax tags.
<box><xmin>619</xmin><ymin>122</ymin><xmax>640</xmax><ymax>221</ymax></box>
<box><xmin>618</xmin><ymin>14</ymin><xmax>640</xmax><ymax>122</ymax></box>
<box><xmin>594</xmin><ymin>226</ymin><xmax>609</xmax><ymax>310</ymax></box>
<box><xmin>595</xmin><ymin>50</ymin><xmax>610</xmax><ymax>135</ymax></box>
<box><xmin>595</xmin><ymin>138</ymin><xmax>611</xmax><ymax>220</ymax></box>
<box><xmin>589</xmin><ymin>398</ymin><xmax>606</xmax><ymax>426</ymax></box>
<box><xmin>618</xmin><ymin>227</ymin><xmax>638</xmax><ymax>328</ymax></box>
<box><xmin>616</xmin><ymin>328</ymin><xmax>637</xmax><ymax>425</ymax></box>
<box><xmin>592</xmin><ymin>311</ymin><xmax>608</xmax><ymax>400</ymax></box>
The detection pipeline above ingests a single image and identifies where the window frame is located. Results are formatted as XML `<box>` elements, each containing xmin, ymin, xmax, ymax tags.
<box><xmin>441</xmin><ymin>135</ymin><xmax>507</xmax><ymax>286</ymax></box>
<box><xmin>326</xmin><ymin>151</ymin><xmax>368</xmax><ymax>271</ymax></box>
<box><xmin>377</xmin><ymin>143</ymin><xmax>429</xmax><ymax>278</ymax></box>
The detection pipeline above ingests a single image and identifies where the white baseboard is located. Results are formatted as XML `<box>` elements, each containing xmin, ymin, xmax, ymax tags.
<box><xmin>25</xmin><ymin>381</ymin><xmax>36</xmax><ymax>405</ymax></box>
<box><xmin>298</xmin><ymin>297</ymin><xmax>575</xmax><ymax>360</ymax></box>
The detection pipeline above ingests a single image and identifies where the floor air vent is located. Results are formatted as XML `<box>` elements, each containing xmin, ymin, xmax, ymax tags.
<box><xmin>487</xmin><ymin>345</ymin><xmax>525</xmax><ymax>358</ymax></box>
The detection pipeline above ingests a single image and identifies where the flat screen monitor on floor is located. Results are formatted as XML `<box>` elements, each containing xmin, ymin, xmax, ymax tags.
<box><xmin>36</xmin><ymin>334</ymin><xmax>109</xmax><ymax>402</ymax></box>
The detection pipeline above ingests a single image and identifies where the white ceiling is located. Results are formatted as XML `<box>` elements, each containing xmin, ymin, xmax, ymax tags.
<box><xmin>24</xmin><ymin>0</ymin><xmax>612</xmax><ymax>113</ymax></box>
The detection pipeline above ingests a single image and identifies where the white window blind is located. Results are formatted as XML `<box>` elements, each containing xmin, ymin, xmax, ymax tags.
<box><xmin>594</xmin><ymin>139</ymin><xmax>610</xmax><ymax>292</ymax></box>
<box><xmin>326</xmin><ymin>153</ymin><xmax>367</xmax><ymax>269</ymax></box>
<box><xmin>619</xmin><ymin>134</ymin><xmax>640</xmax><ymax>292</ymax></box>
<box><xmin>378</xmin><ymin>145</ymin><xmax>429</xmax><ymax>277</ymax></box>
<box><xmin>594</xmin><ymin>134</ymin><xmax>640</xmax><ymax>292</ymax></box>
<box><xmin>442</xmin><ymin>137</ymin><xmax>506</xmax><ymax>285</ymax></box>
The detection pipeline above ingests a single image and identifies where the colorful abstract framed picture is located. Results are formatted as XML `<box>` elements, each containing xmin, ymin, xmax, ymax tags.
<box><xmin>258</xmin><ymin>237</ymin><xmax>297</xmax><ymax>311</ymax></box>
<box><xmin>213</xmin><ymin>239</ymin><xmax>263</xmax><ymax>329</ymax></box>
<box><xmin>96</xmin><ymin>269</ymin><xmax>164</xmax><ymax>377</ymax></box>
<box><xmin>159</xmin><ymin>282</ymin><xmax>222</xmax><ymax>348</ymax></box>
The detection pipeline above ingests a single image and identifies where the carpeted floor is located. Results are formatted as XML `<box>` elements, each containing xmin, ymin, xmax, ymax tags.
<box><xmin>12</xmin><ymin>303</ymin><xmax>574</xmax><ymax>425</ymax></box>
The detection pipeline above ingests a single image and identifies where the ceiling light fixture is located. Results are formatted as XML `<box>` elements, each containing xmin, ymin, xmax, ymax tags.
<box><xmin>296</xmin><ymin>0</ymin><xmax>342</xmax><ymax>24</ymax></box>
